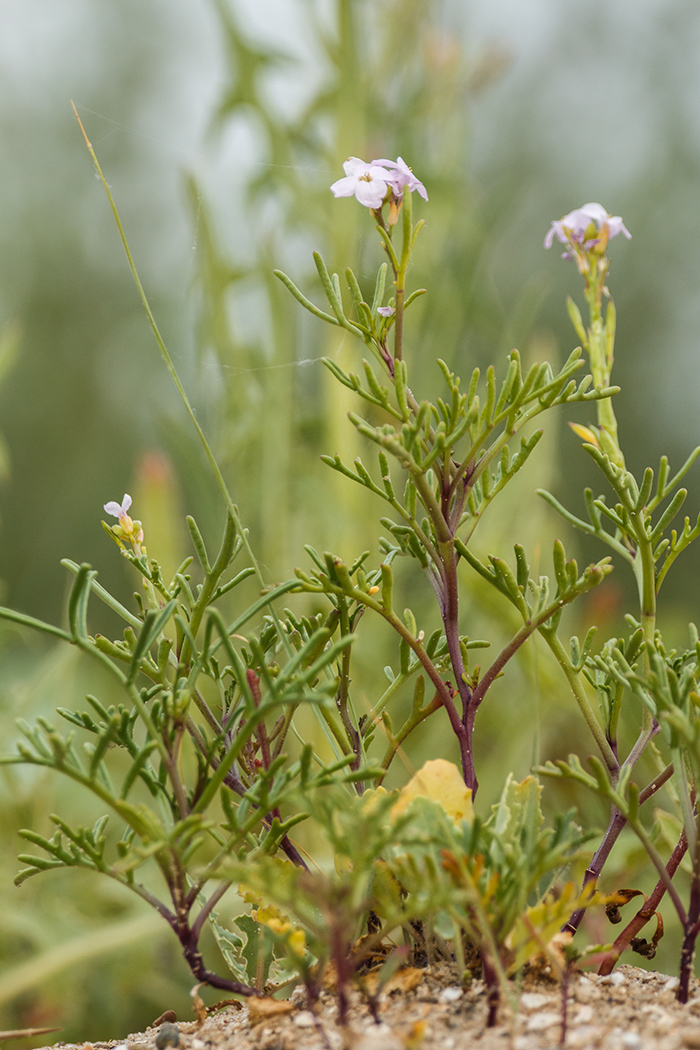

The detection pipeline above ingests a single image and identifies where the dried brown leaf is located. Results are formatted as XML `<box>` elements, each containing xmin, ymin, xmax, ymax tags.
<box><xmin>247</xmin><ymin>997</ymin><xmax>296</xmax><ymax>1026</ymax></box>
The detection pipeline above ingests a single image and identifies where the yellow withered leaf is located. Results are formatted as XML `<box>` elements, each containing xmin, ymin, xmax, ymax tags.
<box><xmin>391</xmin><ymin>759</ymin><xmax>473</xmax><ymax>823</ymax></box>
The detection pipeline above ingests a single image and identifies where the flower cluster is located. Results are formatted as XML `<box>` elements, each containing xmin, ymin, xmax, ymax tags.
<box><xmin>330</xmin><ymin>156</ymin><xmax>428</xmax><ymax>209</ymax></box>
<box><xmin>544</xmin><ymin>202</ymin><xmax>630</xmax><ymax>253</ymax></box>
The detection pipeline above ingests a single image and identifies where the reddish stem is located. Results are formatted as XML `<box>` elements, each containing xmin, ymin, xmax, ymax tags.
<box><xmin>598</xmin><ymin>829</ymin><xmax>687</xmax><ymax>976</ymax></box>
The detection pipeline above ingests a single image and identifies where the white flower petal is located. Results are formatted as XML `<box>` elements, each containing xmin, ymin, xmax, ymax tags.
<box><xmin>354</xmin><ymin>179</ymin><xmax>388</xmax><ymax>208</ymax></box>
<box><xmin>579</xmin><ymin>202</ymin><xmax>609</xmax><ymax>224</ymax></box>
<box><xmin>342</xmin><ymin>156</ymin><xmax>370</xmax><ymax>176</ymax></box>
<box><xmin>104</xmin><ymin>494</ymin><xmax>132</xmax><ymax>518</ymax></box>
<box><xmin>330</xmin><ymin>176</ymin><xmax>359</xmax><ymax>198</ymax></box>
<box><xmin>608</xmin><ymin>216</ymin><xmax>632</xmax><ymax>239</ymax></box>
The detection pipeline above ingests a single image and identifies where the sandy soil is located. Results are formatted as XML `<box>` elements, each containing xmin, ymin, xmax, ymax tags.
<box><xmin>34</xmin><ymin>962</ymin><xmax>700</xmax><ymax>1050</ymax></box>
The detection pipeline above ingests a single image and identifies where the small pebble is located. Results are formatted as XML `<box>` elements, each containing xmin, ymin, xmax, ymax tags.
<box><xmin>293</xmin><ymin>1011</ymin><xmax>316</xmax><ymax>1028</ymax></box>
<box><xmin>155</xmin><ymin>1022</ymin><xmax>179</xmax><ymax>1049</ymax></box>
<box><xmin>440</xmin><ymin>986</ymin><xmax>463</xmax><ymax>1002</ymax></box>
<box><xmin>664</xmin><ymin>976</ymin><xmax>681</xmax><ymax>991</ymax></box>
<box><xmin>599</xmin><ymin>971</ymin><xmax>626</xmax><ymax>986</ymax></box>
<box><xmin>520</xmin><ymin>992</ymin><xmax>554</xmax><ymax>1011</ymax></box>
<box><xmin>567</xmin><ymin>1026</ymin><xmax>603</xmax><ymax>1049</ymax></box>
<box><xmin>525</xmin><ymin>1011</ymin><xmax>561</xmax><ymax>1032</ymax></box>
<box><xmin>621</xmin><ymin>1032</ymin><xmax>642</xmax><ymax>1050</ymax></box>
<box><xmin>572</xmin><ymin>1004</ymin><xmax>594</xmax><ymax>1024</ymax></box>
<box><xmin>573</xmin><ymin>978</ymin><xmax>601</xmax><ymax>1003</ymax></box>
<box><xmin>191</xmin><ymin>1041</ymin><xmax>205</xmax><ymax>1049</ymax></box>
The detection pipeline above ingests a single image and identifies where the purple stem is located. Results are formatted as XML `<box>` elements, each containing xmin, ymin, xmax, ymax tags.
<box><xmin>679</xmin><ymin>829</ymin><xmax>700</xmax><ymax>1003</ymax></box>
<box><xmin>564</xmin><ymin>763</ymin><xmax>675</xmax><ymax>935</ymax></box>
<box><xmin>439</xmin><ymin>540</ymin><xmax>477</xmax><ymax>790</ymax></box>
<box><xmin>160</xmin><ymin>860</ymin><xmax>259</xmax><ymax>997</ymax></box>
<box><xmin>481</xmin><ymin>951</ymin><xmax>501</xmax><ymax>1027</ymax></box>
<box><xmin>563</xmin><ymin>808</ymin><xmax>627</xmax><ymax>935</ymax></box>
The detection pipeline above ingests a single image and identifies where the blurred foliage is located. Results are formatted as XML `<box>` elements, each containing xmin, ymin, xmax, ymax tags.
<box><xmin>1</xmin><ymin>0</ymin><xmax>700</xmax><ymax>1040</ymax></box>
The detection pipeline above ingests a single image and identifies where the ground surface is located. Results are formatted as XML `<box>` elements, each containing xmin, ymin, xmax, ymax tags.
<box><xmin>37</xmin><ymin>963</ymin><xmax>700</xmax><ymax>1050</ymax></box>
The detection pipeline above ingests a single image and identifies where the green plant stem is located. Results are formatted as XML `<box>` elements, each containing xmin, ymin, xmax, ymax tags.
<box><xmin>376</xmin><ymin>691</ymin><xmax>442</xmax><ymax>783</ymax></box>
<box><xmin>392</xmin><ymin>188</ymin><xmax>412</xmax><ymax>363</ymax></box>
<box><xmin>672</xmin><ymin>744</ymin><xmax>697</xmax><ymax>856</ymax></box>
<box><xmin>336</xmin><ymin>599</ymin><xmax>363</xmax><ymax>783</ymax></box>
<box><xmin>180</xmin><ymin>514</ymin><xmax>237</xmax><ymax>669</ymax></box>
<box><xmin>628</xmin><ymin>506</ymin><xmax>658</xmax><ymax>655</ymax></box>
<box><xmin>0</xmin><ymin>606</ymin><xmax>72</xmax><ymax>642</ymax></box>
<box><xmin>584</xmin><ymin>278</ymin><xmax>623</xmax><ymax>468</ymax></box>
<box><xmin>541</xmin><ymin>631</ymin><xmax>618</xmax><ymax>772</ymax></box>
<box><xmin>366</xmin><ymin>669</ymin><xmax>417</xmax><ymax>723</ymax></box>
<box><xmin>120</xmin><ymin>678</ymin><xmax>187</xmax><ymax>820</ymax></box>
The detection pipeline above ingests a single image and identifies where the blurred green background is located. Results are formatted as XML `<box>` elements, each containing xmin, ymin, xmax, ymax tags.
<box><xmin>1</xmin><ymin>0</ymin><xmax>700</xmax><ymax>1041</ymax></box>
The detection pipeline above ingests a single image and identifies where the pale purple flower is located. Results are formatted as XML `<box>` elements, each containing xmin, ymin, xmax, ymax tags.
<box><xmin>104</xmin><ymin>494</ymin><xmax>132</xmax><ymax>520</ymax></box>
<box><xmin>330</xmin><ymin>157</ymin><xmax>395</xmax><ymax>208</ymax></box>
<box><xmin>377</xmin><ymin>305</ymin><xmax>395</xmax><ymax>317</ymax></box>
<box><xmin>372</xmin><ymin>156</ymin><xmax>428</xmax><ymax>201</ymax></box>
<box><xmin>544</xmin><ymin>202</ymin><xmax>631</xmax><ymax>250</ymax></box>
<box><xmin>104</xmin><ymin>493</ymin><xmax>144</xmax><ymax>546</ymax></box>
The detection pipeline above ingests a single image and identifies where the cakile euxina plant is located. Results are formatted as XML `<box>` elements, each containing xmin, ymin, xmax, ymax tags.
<box><xmin>0</xmin><ymin>145</ymin><xmax>622</xmax><ymax>1020</ymax></box>
<box><xmin>535</xmin><ymin>202</ymin><xmax>700</xmax><ymax>1001</ymax></box>
<box><xmin>277</xmin><ymin>157</ymin><xmax>615</xmax><ymax>796</ymax></box>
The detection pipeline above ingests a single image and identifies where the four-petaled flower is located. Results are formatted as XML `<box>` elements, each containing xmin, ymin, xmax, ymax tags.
<box><xmin>104</xmin><ymin>493</ymin><xmax>133</xmax><ymax>522</ymax></box>
<box><xmin>104</xmin><ymin>493</ymin><xmax>144</xmax><ymax>547</ymax></box>
<box><xmin>372</xmin><ymin>156</ymin><xmax>428</xmax><ymax>201</ymax></box>
<box><xmin>330</xmin><ymin>158</ymin><xmax>396</xmax><ymax>208</ymax></box>
<box><xmin>544</xmin><ymin>202</ymin><xmax>631</xmax><ymax>251</ymax></box>
<box><xmin>330</xmin><ymin>156</ymin><xmax>428</xmax><ymax>208</ymax></box>
<box><xmin>377</xmin><ymin>305</ymin><xmax>395</xmax><ymax>317</ymax></box>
